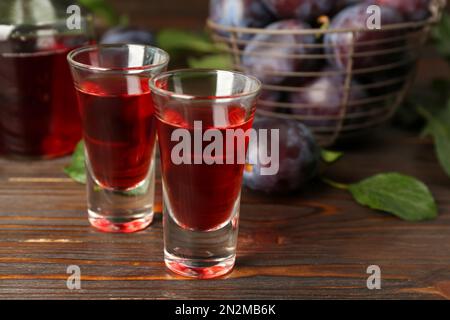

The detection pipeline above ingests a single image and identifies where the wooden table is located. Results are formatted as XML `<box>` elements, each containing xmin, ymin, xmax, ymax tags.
<box><xmin>0</xmin><ymin>126</ymin><xmax>449</xmax><ymax>300</ymax></box>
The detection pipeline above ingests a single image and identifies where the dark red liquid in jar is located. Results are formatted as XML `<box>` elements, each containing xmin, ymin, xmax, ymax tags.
<box><xmin>157</xmin><ymin>106</ymin><xmax>254</xmax><ymax>231</ymax></box>
<box><xmin>0</xmin><ymin>36</ymin><xmax>86</xmax><ymax>158</ymax></box>
<box><xmin>77</xmin><ymin>76</ymin><xmax>156</xmax><ymax>190</ymax></box>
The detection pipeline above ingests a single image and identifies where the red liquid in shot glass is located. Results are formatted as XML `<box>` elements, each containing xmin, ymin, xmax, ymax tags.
<box><xmin>157</xmin><ymin>106</ymin><xmax>254</xmax><ymax>231</ymax></box>
<box><xmin>0</xmin><ymin>37</ymin><xmax>85</xmax><ymax>158</ymax></box>
<box><xmin>76</xmin><ymin>76</ymin><xmax>156</xmax><ymax>190</ymax></box>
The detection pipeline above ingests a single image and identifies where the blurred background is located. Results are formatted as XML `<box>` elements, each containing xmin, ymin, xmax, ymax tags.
<box><xmin>78</xmin><ymin>0</ymin><xmax>450</xmax><ymax>148</ymax></box>
<box><xmin>99</xmin><ymin>0</ymin><xmax>449</xmax><ymax>84</ymax></box>
<box><xmin>106</xmin><ymin>0</ymin><xmax>209</xmax><ymax>30</ymax></box>
<box><xmin>2</xmin><ymin>0</ymin><xmax>449</xmax><ymax>160</ymax></box>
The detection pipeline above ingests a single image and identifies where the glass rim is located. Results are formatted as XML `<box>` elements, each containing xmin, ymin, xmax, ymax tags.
<box><xmin>149</xmin><ymin>69</ymin><xmax>262</xmax><ymax>101</ymax></box>
<box><xmin>67</xmin><ymin>44</ymin><xmax>170</xmax><ymax>73</ymax></box>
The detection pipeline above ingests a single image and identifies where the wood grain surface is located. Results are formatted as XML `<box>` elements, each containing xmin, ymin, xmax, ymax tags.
<box><xmin>0</xmin><ymin>127</ymin><xmax>449</xmax><ymax>300</ymax></box>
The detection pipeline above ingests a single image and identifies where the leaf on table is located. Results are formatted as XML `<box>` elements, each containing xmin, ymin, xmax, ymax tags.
<box><xmin>188</xmin><ymin>54</ymin><xmax>233</xmax><ymax>70</ymax></box>
<box><xmin>348</xmin><ymin>173</ymin><xmax>438</xmax><ymax>221</ymax></box>
<box><xmin>321</xmin><ymin>149</ymin><xmax>343</xmax><ymax>164</ymax></box>
<box><xmin>418</xmin><ymin>105</ymin><xmax>450</xmax><ymax>178</ymax></box>
<box><xmin>156</xmin><ymin>29</ymin><xmax>221</xmax><ymax>54</ymax></box>
<box><xmin>64</xmin><ymin>140</ymin><xmax>86</xmax><ymax>184</ymax></box>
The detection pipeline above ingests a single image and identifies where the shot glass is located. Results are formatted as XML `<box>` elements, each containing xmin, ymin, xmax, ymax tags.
<box><xmin>68</xmin><ymin>44</ymin><xmax>169</xmax><ymax>233</ymax></box>
<box><xmin>151</xmin><ymin>69</ymin><xmax>261</xmax><ymax>278</ymax></box>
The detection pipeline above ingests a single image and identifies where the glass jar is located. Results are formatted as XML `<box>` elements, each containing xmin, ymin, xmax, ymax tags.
<box><xmin>0</xmin><ymin>0</ymin><xmax>94</xmax><ymax>159</ymax></box>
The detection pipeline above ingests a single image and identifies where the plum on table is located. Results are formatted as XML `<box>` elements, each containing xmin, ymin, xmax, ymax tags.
<box><xmin>287</xmin><ymin>67</ymin><xmax>368</xmax><ymax>129</ymax></box>
<box><xmin>101</xmin><ymin>27</ymin><xmax>155</xmax><ymax>45</ymax></box>
<box><xmin>242</xmin><ymin>20</ymin><xmax>317</xmax><ymax>85</ymax></box>
<box><xmin>324</xmin><ymin>4</ymin><xmax>405</xmax><ymax>71</ymax></box>
<box><xmin>244</xmin><ymin>117</ymin><xmax>320</xmax><ymax>194</ymax></box>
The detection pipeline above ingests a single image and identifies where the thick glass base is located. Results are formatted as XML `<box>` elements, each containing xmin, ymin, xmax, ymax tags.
<box><xmin>88</xmin><ymin>209</ymin><xmax>153</xmax><ymax>233</ymax></box>
<box><xmin>86</xmin><ymin>154</ymin><xmax>155</xmax><ymax>233</ymax></box>
<box><xmin>163</xmin><ymin>194</ymin><xmax>240</xmax><ymax>279</ymax></box>
<box><xmin>165</xmin><ymin>251</ymin><xmax>235</xmax><ymax>279</ymax></box>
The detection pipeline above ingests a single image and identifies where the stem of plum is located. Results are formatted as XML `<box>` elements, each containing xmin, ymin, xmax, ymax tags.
<box><xmin>322</xmin><ymin>178</ymin><xmax>350</xmax><ymax>191</ymax></box>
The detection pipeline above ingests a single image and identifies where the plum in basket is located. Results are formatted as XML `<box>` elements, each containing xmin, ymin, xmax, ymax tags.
<box><xmin>365</xmin><ymin>0</ymin><xmax>432</xmax><ymax>22</ymax></box>
<box><xmin>101</xmin><ymin>27</ymin><xmax>155</xmax><ymax>45</ymax></box>
<box><xmin>244</xmin><ymin>117</ymin><xmax>320</xmax><ymax>194</ymax></box>
<box><xmin>242</xmin><ymin>20</ymin><xmax>317</xmax><ymax>85</ymax></box>
<box><xmin>324</xmin><ymin>4</ymin><xmax>405</xmax><ymax>71</ymax></box>
<box><xmin>257</xmin><ymin>90</ymin><xmax>284</xmax><ymax>113</ymax></box>
<box><xmin>288</xmin><ymin>67</ymin><xmax>368</xmax><ymax>129</ymax></box>
<box><xmin>263</xmin><ymin>0</ymin><xmax>335</xmax><ymax>24</ymax></box>
<box><xmin>209</xmin><ymin>0</ymin><xmax>275</xmax><ymax>30</ymax></box>
<box><xmin>335</xmin><ymin>0</ymin><xmax>363</xmax><ymax>11</ymax></box>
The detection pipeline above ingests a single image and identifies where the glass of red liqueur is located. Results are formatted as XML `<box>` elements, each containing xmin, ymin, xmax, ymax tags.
<box><xmin>151</xmin><ymin>69</ymin><xmax>261</xmax><ymax>278</ymax></box>
<box><xmin>68</xmin><ymin>44</ymin><xmax>169</xmax><ymax>233</ymax></box>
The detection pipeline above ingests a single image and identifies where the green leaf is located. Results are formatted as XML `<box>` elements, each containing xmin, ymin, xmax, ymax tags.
<box><xmin>348</xmin><ymin>173</ymin><xmax>438</xmax><ymax>221</ymax></box>
<box><xmin>394</xmin><ymin>79</ymin><xmax>450</xmax><ymax>130</ymax></box>
<box><xmin>188</xmin><ymin>54</ymin><xmax>233</xmax><ymax>69</ymax></box>
<box><xmin>156</xmin><ymin>29</ymin><xmax>220</xmax><ymax>54</ymax></box>
<box><xmin>432</xmin><ymin>12</ymin><xmax>450</xmax><ymax>60</ymax></box>
<box><xmin>321</xmin><ymin>149</ymin><xmax>343</xmax><ymax>164</ymax></box>
<box><xmin>63</xmin><ymin>141</ymin><xmax>147</xmax><ymax>195</ymax></box>
<box><xmin>418</xmin><ymin>105</ymin><xmax>450</xmax><ymax>177</ymax></box>
<box><xmin>322</xmin><ymin>178</ymin><xmax>350</xmax><ymax>191</ymax></box>
<box><xmin>429</xmin><ymin>100</ymin><xmax>450</xmax><ymax>133</ymax></box>
<box><xmin>64</xmin><ymin>140</ymin><xmax>86</xmax><ymax>184</ymax></box>
<box><xmin>78</xmin><ymin>0</ymin><xmax>123</xmax><ymax>26</ymax></box>
<box><xmin>431</xmin><ymin>78</ymin><xmax>450</xmax><ymax>101</ymax></box>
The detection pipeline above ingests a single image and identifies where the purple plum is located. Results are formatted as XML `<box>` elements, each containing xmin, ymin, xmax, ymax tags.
<box><xmin>257</xmin><ymin>90</ymin><xmax>284</xmax><ymax>113</ymax></box>
<box><xmin>324</xmin><ymin>4</ymin><xmax>405</xmax><ymax>71</ymax></box>
<box><xmin>101</xmin><ymin>27</ymin><xmax>155</xmax><ymax>45</ymax></box>
<box><xmin>335</xmin><ymin>0</ymin><xmax>363</xmax><ymax>11</ymax></box>
<box><xmin>242</xmin><ymin>20</ymin><xmax>317</xmax><ymax>85</ymax></box>
<box><xmin>244</xmin><ymin>117</ymin><xmax>320</xmax><ymax>194</ymax></box>
<box><xmin>365</xmin><ymin>0</ymin><xmax>432</xmax><ymax>22</ymax></box>
<box><xmin>263</xmin><ymin>0</ymin><xmax>335</xmax><ymax>23</ymax></box>
<box><xmin>209</xmin><ymin>0</ymin><xmax>275</xmax><ymax>29</ymax></box>
<box><xmin>288</xmin><ymin>67</ymin><xmax>369</xmax><ymax>129</ymax></box>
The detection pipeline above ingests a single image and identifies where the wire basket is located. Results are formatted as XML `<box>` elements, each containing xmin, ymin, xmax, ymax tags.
<box><xmin>207</xmin><ymin>0</ymin><xmax>447</xmax><ymax>146</ymax></box>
